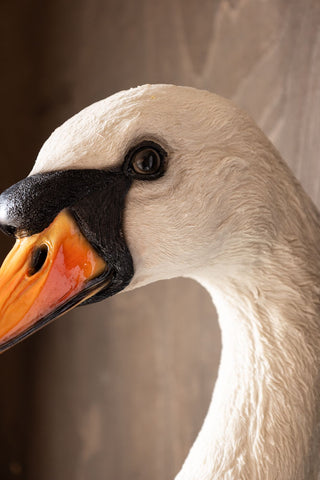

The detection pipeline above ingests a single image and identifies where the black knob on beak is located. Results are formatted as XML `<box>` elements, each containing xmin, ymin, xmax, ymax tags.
<box><xmin>0</xmin><ymin>190</ymin><xmax>19</xmax><ymax>237</ymax></box>
<box><xmin>0</xmin><ymin>179</ymin><xmax>32</xmax><ymax>237</ymax></box>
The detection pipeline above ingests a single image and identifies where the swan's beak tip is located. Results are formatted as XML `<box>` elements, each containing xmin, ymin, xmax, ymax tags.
<box><xmin>0</xmin><ymin>210</ymin><xmax>107</xmax><ymax>352</ymax></box>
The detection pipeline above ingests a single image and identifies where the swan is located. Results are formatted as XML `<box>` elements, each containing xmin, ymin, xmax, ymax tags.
<box><xmin>0</xmin><ymin>84</ymin><xmax>319</xmax><ymax>479</ymax></box>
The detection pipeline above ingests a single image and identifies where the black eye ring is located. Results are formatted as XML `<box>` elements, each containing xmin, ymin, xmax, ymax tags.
<box><xmin>123</xmin><ymin>141</ymin><xmax>167</xmax><ymax>180</ymax></box>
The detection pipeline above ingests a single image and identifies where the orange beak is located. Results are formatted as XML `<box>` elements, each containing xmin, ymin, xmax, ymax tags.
<box><xmin>0</xmin><ymin>210</ymin><xmax>108</xmax><ymax>352</ymax></box>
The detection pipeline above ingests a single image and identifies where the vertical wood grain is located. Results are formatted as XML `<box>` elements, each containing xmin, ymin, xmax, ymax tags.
<box><xmin>0</xmin><ymin>1</ymin><xmax>319</xmax><ymax>479</ymax></box>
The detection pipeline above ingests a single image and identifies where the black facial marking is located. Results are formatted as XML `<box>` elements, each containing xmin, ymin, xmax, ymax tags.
<box><xmin>69</xmin><ymin>174</ymin><xmax>134</xmax><ymax>303</ymax></box>
<box><xmin>0</xmin><ymin>170</ymin><xmax>121</xmax><ymax>237</ymax></box>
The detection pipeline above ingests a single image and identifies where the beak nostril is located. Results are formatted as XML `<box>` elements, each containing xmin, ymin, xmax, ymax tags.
<box><xmin>28</xmin><ymin>244</ymin><xmax>49</xmax><ymax>277</ymax></box>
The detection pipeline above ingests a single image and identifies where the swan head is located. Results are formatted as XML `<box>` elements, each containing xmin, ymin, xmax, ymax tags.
<box><xmin>0</xmin><ymin>84</ymin><xmax>293</xmax><ymax>350</ymax></box>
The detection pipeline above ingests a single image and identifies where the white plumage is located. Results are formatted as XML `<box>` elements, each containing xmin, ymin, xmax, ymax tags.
<box><xmin>31</xmin><ymin>84</ymin><xmax>320</xmax><ymax>479</ymax></box>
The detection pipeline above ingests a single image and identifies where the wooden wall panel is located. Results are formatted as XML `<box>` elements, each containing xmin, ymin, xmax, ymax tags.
<box><xmin>0</xmin><ymin>1</ymin><xmax>319</xmax><ymax>479</ymax></box>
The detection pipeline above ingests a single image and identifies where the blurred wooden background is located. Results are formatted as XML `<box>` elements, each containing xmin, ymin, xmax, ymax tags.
<box><xmin>0</xmin><ymin>1</ymin><xmax>319</xmax><ymax>479</ymax></box>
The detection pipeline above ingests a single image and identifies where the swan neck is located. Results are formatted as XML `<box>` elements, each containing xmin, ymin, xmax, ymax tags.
<box><xmin>176</xmin><ymin>268</ymin><xmax>320</xmax><ymax>480</ymax></box>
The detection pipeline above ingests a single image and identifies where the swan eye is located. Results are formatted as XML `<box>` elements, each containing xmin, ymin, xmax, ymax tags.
<box><xmin>132</xmin><ymin>148</ymin><xmax>160</xmax><ymax>175</ymax></box>
<box><xmin>124</xmin><ymin>141</ymin><xmax>166</xmax><ymax>180</ymax></box>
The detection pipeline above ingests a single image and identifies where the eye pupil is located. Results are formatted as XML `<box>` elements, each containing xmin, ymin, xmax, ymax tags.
<box><xmin>138</xmin><ymin>151</ymin><xmax>157</xmax><ymax>171</ymax></box>
<box><xmin>132</xmin><ymin>148</ymin><xmax>161</xmax><ymax>175</ymax></box>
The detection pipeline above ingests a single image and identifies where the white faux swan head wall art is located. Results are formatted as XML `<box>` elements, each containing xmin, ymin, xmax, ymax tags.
<box><xmin>0</xmin><ymin>84</ymin><xmax>319</xmax><ymax>479</ymax></box>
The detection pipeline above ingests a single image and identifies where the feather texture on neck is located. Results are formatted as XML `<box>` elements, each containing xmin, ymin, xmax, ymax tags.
<box><xmin>179</xmin><ymin>219</ymin><xmax>320</xmax><ymax>479</ymax></box>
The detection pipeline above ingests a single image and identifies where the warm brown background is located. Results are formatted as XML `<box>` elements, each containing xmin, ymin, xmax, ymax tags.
<box><xmin>0</xmin><ymin>1</ymin><xmax>319</xmax><ymax>479</ymax></box>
